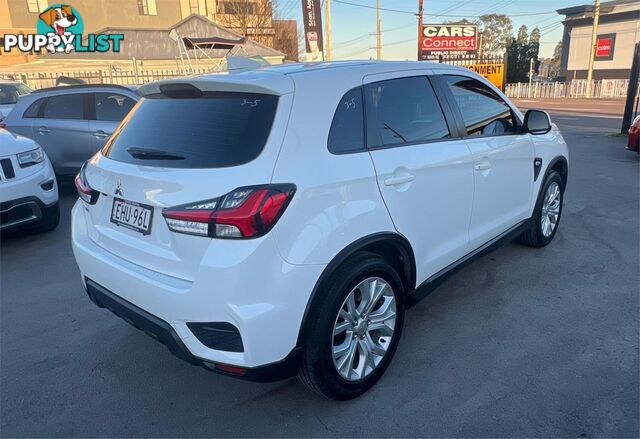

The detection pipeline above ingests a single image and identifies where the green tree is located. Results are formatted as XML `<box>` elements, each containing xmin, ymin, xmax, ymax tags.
<box><xmin>517</xmin><ymin>25</ymin><xmax>529</xmax><ymax>44</ymax></box>
<box><xmin>477</xmin><ymin>14</ymin><xmax>513</xmax><ymax>56</ymax></box>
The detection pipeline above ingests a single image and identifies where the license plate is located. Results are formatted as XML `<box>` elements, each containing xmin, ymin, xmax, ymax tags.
<box><xmin>110</xmin><ymin>198</ymin><xmax>153</xmax><ymax>235</ymax></box>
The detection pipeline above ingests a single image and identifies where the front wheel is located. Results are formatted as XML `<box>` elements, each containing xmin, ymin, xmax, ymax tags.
<box><xmin>519</xmin><ymin>170</ymin><xmax>564</xmax><ymax>247</ymax></box>
<box><xmin>297</xmin><ymin>252</ymin><xmax>405</xmax><ymax>400</ymax></box>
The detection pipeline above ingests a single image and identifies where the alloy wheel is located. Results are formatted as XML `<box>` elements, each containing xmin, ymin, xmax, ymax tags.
<box><xmin>331</xmin><ymin>277</ymin><xmax>396</xmax><ymax>381</ymax></box>
<box><xmin>541</xmin><ymin>181</ymin><xmax>561</xmax><ymax>238</ymax></box>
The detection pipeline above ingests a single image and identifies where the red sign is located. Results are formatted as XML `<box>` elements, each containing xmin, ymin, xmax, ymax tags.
<box><xmin>596</xmin><ymin>37</ymin><xmax>612</xmax><ymax>57</ymax></box>
<box><xmin>420</xmin><ymin>24</ymin><xmax>478</xmax><ymax>58</ymax></box>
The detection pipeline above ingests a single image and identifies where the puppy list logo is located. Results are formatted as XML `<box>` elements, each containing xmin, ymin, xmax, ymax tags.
<box><xmin>2</xmin><ymin>4</ymin><xmax>124</xmax><ymax>54</ymax></box>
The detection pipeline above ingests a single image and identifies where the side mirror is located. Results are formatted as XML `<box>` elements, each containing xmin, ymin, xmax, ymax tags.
<box><xmin>524</xmin><ymin>109</ymin><xmax>552</xmax><ymax>135</ymax></box>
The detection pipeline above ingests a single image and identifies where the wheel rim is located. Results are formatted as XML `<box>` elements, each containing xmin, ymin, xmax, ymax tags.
<box><xmin>541</xmin><ymin>181</ymin><xmax>561</xmax><ymax>238</ymax></box>
<box><xmin>331</xmin><ymin>277</ymin><xmax>396</xmax><ymax>381</ymax></box>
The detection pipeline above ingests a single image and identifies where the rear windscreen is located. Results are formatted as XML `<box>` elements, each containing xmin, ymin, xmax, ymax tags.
<box><xmin>102</xmin><ymin>92</ymin><xmax>278</xmax><ymax>168</ymax></box>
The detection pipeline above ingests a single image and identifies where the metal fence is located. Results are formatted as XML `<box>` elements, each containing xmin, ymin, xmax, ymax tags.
<box><xmin>504</xmin><ymin>79</ymin><xmax>633</xmax><ymax>99</ymax></box>
<box><xmin>0</xmin><ymin>68</ymin><xmax>212</xmax><ymax>90</ymax></box>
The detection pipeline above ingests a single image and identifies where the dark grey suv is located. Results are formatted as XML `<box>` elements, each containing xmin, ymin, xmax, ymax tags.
<box><xmin>3</xmin><ymin>84</ymin><xmax>139</xmax><ymax>177</ymax></box>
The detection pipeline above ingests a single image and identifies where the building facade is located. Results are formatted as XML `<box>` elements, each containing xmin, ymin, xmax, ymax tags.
<box><xmin>557</xmin><ymin>0</ymin><xmax>640</xmax><ymax>80</ymax></box>
<box><xmin>0</xmin><ymin>0</ymin><xmax>291</xmax><ymax>66</ymax></box>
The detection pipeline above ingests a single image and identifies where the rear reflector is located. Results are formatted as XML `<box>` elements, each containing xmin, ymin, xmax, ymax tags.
<box><xmin>214</xmin><ymin>363</ymin><xmax>247</xmax><ymax>376</ymax></box>
<box><xmin>162</xmin><ymin>184</ymin><xmax>295</xmax><ymax>239</ymax></box>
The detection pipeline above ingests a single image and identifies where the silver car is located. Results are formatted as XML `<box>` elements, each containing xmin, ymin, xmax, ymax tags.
<box><xmin>0</xmin><ymin>81</ymin><xmax>33</xmax><ymax>119</ymax></box>
<box><xmin>3</xmin><ymin>84</ymin><xmax>139</xmax><ymax>177</ymax></box>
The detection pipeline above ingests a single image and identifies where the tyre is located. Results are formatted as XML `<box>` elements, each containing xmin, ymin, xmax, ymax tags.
<box><xmin>297</xmin><ymin>252</ymin><xmax>405</xmax><ymax>400</ymax></box>
<box><xmin>22</xmin><ymin>202</ymin><xmax>60</xmax><ymax>234</ymax></box>
<box><xmin>519</xmin><ymin>170</ymin><xmax>563</xmax><ymax>247</ymax></box>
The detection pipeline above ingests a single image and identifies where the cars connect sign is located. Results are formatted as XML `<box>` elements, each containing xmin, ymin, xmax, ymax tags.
<box><xmin>420</xmin><ymin>24</ymin><xmax>478</xmax><ymax>60</ymax></box>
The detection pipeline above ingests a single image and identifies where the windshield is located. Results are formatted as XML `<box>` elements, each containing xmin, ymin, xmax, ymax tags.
<box><xmin>102</xmin><ymin>92</ymin><xmax>279</xmax><ymax>169</ymax></box>
<box><xmin>0</xmin><ymin>83</ymin><xmax>32</xmax><ymax>105</ymax></box>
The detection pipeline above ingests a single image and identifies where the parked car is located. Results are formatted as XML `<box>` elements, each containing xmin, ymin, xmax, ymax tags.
<box><xmin>627</xmin><ymin>114</ymin><xmax>639</xmax><ymax>153</ymax></box>
<box><xmin>0</xmin><ymin>81</ymin><xmax>33</xmax><ymax>120</ymax></box>
<box><xmin>71</xmin><ymin>61</ymin><xmax>569</xmax><ymax>400</ymax></box>
<box><xmin>2</xmin><ymin>84</ymin><xmax>139</xmax><ymax>178</ymax></box>
<box><xmin>0</xmin><ymin>129</ymin><xmax>59</xmax><ymax>233</ymax></box>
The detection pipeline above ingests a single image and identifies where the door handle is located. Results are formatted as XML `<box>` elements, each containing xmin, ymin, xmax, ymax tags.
<box><xmin>37</xmin><ymin>126</ymin><xmax>50</xmax><ymax>134</ymax></box>
<box><xmin>384</xmin><ymin>174</ymin><xmax>415</xmax><ymax>186</ymax></box>
<box><xmin>474</xmin><ymin>161</ymin><xmax>492</xmax><ymax>171</ymax></box>
<box><xmin>93</xmin><ymin>130</ymin><xmax>109</xmax><ymax>139</ymax></box>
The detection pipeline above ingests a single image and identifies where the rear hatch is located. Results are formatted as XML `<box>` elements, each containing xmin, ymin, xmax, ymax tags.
<box><xmin>80</xmin><ymin>75</ymin><xmax>293</xmax><ymax>281</ymax></box>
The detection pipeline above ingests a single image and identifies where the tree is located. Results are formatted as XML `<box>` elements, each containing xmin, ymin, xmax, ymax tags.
<box><xmin>216</xmin><ymin>0</ymin><xmax>275</xmax><ymax>46</ymax></box>
<box><xmin>477</xmin><ymin>14</ymin><xmax>513</xmax><ymax>56</ymax></box>
<box><xmin>516</xmin><ymin>25</ymin><xmax>528</xmax><ymax>44</ymax></box>
<box><xmin>529</xmin><ymin>27</ymin><xmax>541</xmax><ymax>45</ymax></box>
<box><xmin>506</xmin><ymin>26</ymin><xmax>542</xmax><ymax>83</ymax></box>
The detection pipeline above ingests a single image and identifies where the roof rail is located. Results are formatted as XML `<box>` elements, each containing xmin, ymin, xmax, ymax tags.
<box><xmin>30</xmin><ymin>83</ymin><xmax>138</xmax><ymax>94</ymax></box>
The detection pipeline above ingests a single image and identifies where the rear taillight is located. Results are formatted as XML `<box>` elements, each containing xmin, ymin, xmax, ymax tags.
<box><xmin>74</xmin><ymin>163</ymin><xmax>99</xmax><ymax>205</ymax></box>
<box><xmin>162</xmin><ymin>184</ymin><xmax>295</xmax><ymax>239</ymax></box>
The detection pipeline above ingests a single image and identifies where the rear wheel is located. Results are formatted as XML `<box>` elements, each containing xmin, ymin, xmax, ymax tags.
<box><xmin>298</xmin><ymin>252</ymin><xmax>405</xmax><ymax>400</ymax></box>
<box><xmin>519</xmin><ymin>171</ymin><xmax>563</xmax><ymax>247</ymax></box>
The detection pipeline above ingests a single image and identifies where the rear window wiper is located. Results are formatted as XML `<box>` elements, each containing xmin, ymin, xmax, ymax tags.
<box><xmin>126</xmin><ymin>147</ymin><xmax>185</xmax><ymax>161</ymax></box>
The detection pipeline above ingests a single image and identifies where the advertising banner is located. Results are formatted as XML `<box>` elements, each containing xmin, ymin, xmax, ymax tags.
<box><xmin>420</xmin><ymin>24</ymin><xmax>478</xmax><ymax>61</ymax></box>
<box><xmin>301</xmin><ymin>0</ymin><xmax>324</xmax><ymax>61</ymax></box>
<box><xmin>466</xmin><ymin>63</ymin><xmax>505</xmax><ymax>89</ymax></box>
<box><xmin>595</xmin><ymin>33</ymin><xmax>616</xmax><ymax>61</ymax></box>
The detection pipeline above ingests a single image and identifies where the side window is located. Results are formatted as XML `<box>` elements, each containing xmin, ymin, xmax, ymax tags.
<box><xmin>328</xmin><ymin>87</ymin><xmax>365</xmax><ymax>154</ymax></box>
<box><xmin>23</xmin><ymin>98</ymin><xmax>45</xmax><ymax>118</ymax></box>
<box><xmin>95</xmin><ymin>93</ymin><xmax>136</xmax><ymax>122</ymax></box>
<box><xmin>443</xmin><ymin>75</ymin><xmax>517</xmax><ymax>136</ymax></box>
<box><xmin>42</xmin><ymin>93</ymin><xmax>85</xmax><ymax>120</ymax></box>
<box><xmin>365</xmin><ymin>76</ymin><xmax>450</xmax><ymax>147</ymax></box>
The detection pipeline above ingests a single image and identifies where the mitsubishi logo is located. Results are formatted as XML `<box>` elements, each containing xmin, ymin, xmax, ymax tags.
<box><xmin>115</xmin><ymin>179</ymin><xmax>123</xmax><ymax>197</ymax></box>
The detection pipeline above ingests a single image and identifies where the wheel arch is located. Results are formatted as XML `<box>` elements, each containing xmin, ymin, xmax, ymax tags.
<box><xmin>296</xmin><ymin>232</ymin><xmax>416</xmax><ymax>346</ymax></box>
<box><xmin>547</xmin><ymin>156</ymin><xmax>568</xmax><ymax>190</ymax></box>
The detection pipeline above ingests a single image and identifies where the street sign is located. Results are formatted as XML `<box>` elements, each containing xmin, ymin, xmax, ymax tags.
<box><xmin>420</xmin><ymin>24</ymin><xmax>478</xmax><ymax>61</ymax></box>
<box><xmin>465</xmin><ymin>63</ymin><xmax>505</xmax><ymax>89</ymax></box>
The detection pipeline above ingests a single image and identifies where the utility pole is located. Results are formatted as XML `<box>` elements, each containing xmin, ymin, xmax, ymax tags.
<box><xmin>586</xmin><ymin>0</ymin><xmax>601</xmax><ymax>98</ymax></box>
<box><xmin>417</xmin><ymin>0</ymin><xmax>423</xmax><ymax>60</ymax></box>
<box><xmin>528</xmin><ymin>57</ymin><xmax>534</xmax><ymax>98</ymax></box>
<box><xmin>325</xmin><ymin>0</ymin><xmax>332</xmax><ymax>61</ymax></box>
<box><xmin>376</xmin><ymin>0</ymin><xmax>381</xmax><ymax>60</ymax></box>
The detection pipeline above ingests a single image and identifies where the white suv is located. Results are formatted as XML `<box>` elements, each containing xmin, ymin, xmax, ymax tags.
<box><xmin>71</xmin><ymin>61</ymin><xmax>568</xmax><ymax>400</ymax></box>
<box><xmin>1</xmin><ymin>130</ymin><xmax>59</xmax><ymax>233</ymax></box>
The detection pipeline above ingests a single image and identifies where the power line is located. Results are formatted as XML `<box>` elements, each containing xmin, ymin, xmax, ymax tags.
<box><xmin>332</xmin><ymin>0</ymin><xmax>559</xmax><ymax>18</ymax></box>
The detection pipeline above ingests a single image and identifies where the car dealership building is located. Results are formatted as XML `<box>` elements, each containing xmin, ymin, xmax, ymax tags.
<box><xmin>558</xmin><ymin>0</ymin><xmax>639</xmax><ymax>80</ymax></box>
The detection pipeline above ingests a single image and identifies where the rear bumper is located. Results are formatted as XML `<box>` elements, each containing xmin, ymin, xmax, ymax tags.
<box><xmin>71</xmin><ymin>200</ymin><xmax>324</xmax><ymax>372</ymax></box>
<box><xmin>85</xmin><ymin>278</ymin><xmax>302</xmax><ymax>382</ymax></box>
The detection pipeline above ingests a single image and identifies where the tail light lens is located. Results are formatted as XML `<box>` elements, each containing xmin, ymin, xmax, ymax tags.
<box><xmin>162</xmin><ymin>184</ymin><xmax>296</xmax><ymax>239</ymax></box>
<box><xmin>74</xmin><ymin>163</ymin><xmax>99</xmax><ymax>205</ymax></box>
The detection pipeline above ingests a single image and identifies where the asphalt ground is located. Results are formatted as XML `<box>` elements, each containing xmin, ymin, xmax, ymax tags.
<box><xmin>1</xmin><ymin>100</ymin><xmax>638</xmax><ymax>437</ymax></box>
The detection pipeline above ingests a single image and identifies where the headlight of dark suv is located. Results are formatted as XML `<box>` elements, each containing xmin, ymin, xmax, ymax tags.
<box><xmin>17</xmin><ymin>147</ymin><xmax>45</xmax><ymax>168</ymax></box>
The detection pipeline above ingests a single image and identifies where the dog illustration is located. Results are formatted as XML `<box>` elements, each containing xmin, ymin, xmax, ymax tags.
<box><xmin>39</xmin><ymin>5</ymin><xmax>77</xmax><ymax>53</ymax></box>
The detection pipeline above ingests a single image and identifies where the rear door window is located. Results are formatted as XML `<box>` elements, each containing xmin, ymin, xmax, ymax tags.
<box><xmin>365</xmin><ymin>76</ymin><xmax>450</xmax><ymax>147</ymax></box>
<box><xmin>94</xmin><ymin>92</ymin><xmax>137</xmax><ymax>122</ymax></box>
<box><xmin>102</xmin><ymin>92</ymin><xmax>279</xmax><ymax>169</ymax></box>
<box><xmin>328</xmin><ymin>87</ymin><xmax>365</xmax><ymax>154</ymax></box>
<box><xmin>42</xmin><ymin>93</ymin><xmax>85</xmax><ymax>120</ymax></box>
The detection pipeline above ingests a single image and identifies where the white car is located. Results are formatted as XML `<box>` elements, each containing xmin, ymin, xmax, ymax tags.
<box><xmin>0</xmin><ymin>130</ymin><xmax>59</xmax><ymax>233</ymax></box>
<box><xmin>71</xmin><ymin>61</ymin><xmax>568</xmax><ymax>400</ymax></box>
